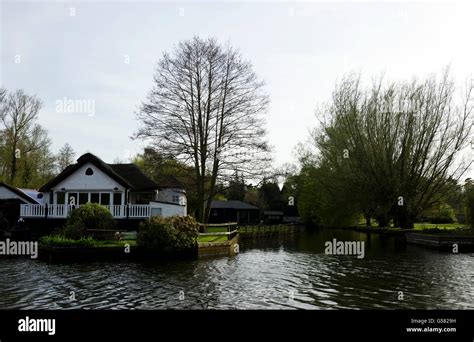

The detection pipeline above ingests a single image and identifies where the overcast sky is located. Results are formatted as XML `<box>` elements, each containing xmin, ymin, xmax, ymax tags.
<box><xmin>1</xmin><ymin>1</ymin><xmax>473</xmax><ymax>177</ymax></box>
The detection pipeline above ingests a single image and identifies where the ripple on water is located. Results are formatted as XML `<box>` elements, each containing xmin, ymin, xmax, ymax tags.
<box><xmin>0</xmin><ymin>235</ymin><xmax>474</xmax><ymax>309</ymax></box>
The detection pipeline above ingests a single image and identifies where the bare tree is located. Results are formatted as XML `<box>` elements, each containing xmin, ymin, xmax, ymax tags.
<box><xmin>136</xmin><ymin>37</ymin><xmax>271</xmax><ymax>222</ymax></box>
<box><xmin>0</xmin><ymin>88</ymin><xmax>6</xmax><ymax>117</ymax></box>
<box><xmin>57</xmin><ymin>143</ymin><xmax>76</xmax><ymax>172</ymax></box>
<box><xmin>1</xmin><ymin>90</ymin><xmax>43</xmax><ymax>184</ymax></box>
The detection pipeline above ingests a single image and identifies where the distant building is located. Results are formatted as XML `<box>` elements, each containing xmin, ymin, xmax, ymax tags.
<box><xmin>209</xmin><ymin>200</ymin><xmax>260</xmax><ymax>225</ymax></box>
<box><xmin>263</xmin><ymin>211</ymin><xmax>284</xmax><ymax>224</ymax></box>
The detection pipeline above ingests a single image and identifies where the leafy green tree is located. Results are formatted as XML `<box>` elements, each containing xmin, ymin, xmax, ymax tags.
<box><xmin>226</xmin><ymin>172</ymin><xmax>246</xmax><ymax>201</ymax></box>
<box><xmin>258</xmin><ymin>180</ymin><xmax>284</xmax><ymax>211</ymax></box>
<box><xmin>0</xmin><ymin>89</ymin><xmax>55</xmax><ymax>187</ymax></box>
<box><xmin>297</xmin><ymin>162</ymin><xmax>360</xmax><ymax>227</ymax></box>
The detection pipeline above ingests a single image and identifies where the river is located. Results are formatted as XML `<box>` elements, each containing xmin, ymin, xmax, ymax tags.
<box><xmin>0</xmin><ymin>228</ymin><xmax>473</xmax><ymax>309</ymax></box>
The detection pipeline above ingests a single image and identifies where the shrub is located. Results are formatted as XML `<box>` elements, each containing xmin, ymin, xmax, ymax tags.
<box><xmin>422</xmin><ymin>204</ymin><xmax>457</xmax><ymax>224</ymax></box>
<box><xmin>63</xmin><ymin>220</ymin><xmax>86</xmax><ymax>240</ymax></box>
<box><xmin>40</xmin><ymin>235</ymin><xmax>97</xmax><ymax>247</ymax></box>
<box><xmin>63</xmin><ymin>203</ymin><xmax>116</xmax><ymax>239</ymax></box>
<box><xmin>137</xmin><ymin>216</ymin><xmax>199</xmax><ymax>254</ymax></box>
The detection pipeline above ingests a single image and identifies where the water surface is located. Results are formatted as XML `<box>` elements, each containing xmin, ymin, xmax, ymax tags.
<box><xmin>0</xmin><ymin>229</ymin><xmax>473</xmax><ymax>309</ymax></box>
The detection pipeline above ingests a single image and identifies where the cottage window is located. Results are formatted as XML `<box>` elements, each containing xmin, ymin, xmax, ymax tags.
<box><xmin>113</xmin><ymin>193</ymin><xmax>122</xmax><ymax>205</ymax></box>
<box><xmin>79</xmin><ymin>193</ymin><xmax>88</xmax><ymax>205</ymax></box>
<box><xmin>136</xmin><ymin>192</ymin><xmax>154</xmax><ymax>204</ymax></box>
<box><xmin>57</xmin><ymin>192</ymin><xmax>65</xmax><ymax>204</ymax></box>
<box><xmin>85</xmin><ymin>168</ymin><xmax>94</xmax><ymax>176</ymax></box>
<box><xmin>90</xmin><ymin>193</ymin><xmax>100</xmax><ymax>203</ymax></box>
<box><xmin>100</xmin><ymin>193</ymin><xmax>110</xmax><ymax>206</ymax></box>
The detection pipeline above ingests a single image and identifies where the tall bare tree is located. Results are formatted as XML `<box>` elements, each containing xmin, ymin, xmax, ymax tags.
<box><xmin>136</xmin><ymin>37</ymin><xmax>271</xmax><ymax>222</ymax></box>
<box><xmin>57</xmin><ymin>143</ymin><xmax>76</xmax><ymax>172</ymax></box>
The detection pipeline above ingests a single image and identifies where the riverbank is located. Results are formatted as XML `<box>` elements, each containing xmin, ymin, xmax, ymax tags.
<box><xmin>197</xmin><ymin>236</ymin><xmax>239</xmax><ymax>258</ymax></box>
<box><xmin>38</xmin><ymin>244</ymin><xmax>200</xmax><ymax>262</ymax></box>
<box><xmin>25</xmin><ymin>222</ymin><xmax>474</xmax><ymax>262</ymax></box>
<box><xmin>336</xmin><ymin>223</ymin><xmax>469</xmax><ymax>235</ymax></box>
<box><xmin>406</xmin><ymin>233</ymin><xmax>474</xmax><ymax>251</ymax></box>
<box><xmin>334</xmin><ymin>224</ymin><xmax>474</xmax><ymax>252</ymax></box>
<box><xmin>37</xmin><ymin>224</ymin><xmax>302</xmax><ymax>261</ymax></box>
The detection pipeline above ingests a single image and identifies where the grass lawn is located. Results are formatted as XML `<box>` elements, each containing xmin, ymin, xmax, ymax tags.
<box><xmin>94</xmin><ymin>240</ymin><xmax>137</xmax><ymax>247</ymax></box>
<box><xmin>198</xmin><ymin>226</ymin><xmax>234</xmax><ymax>242</ymax></box>
<box><xmin>413</xmin><ymin>223</ymin><xmax>466</xmax><ymax>230</ymax></box>
<box><xmin>356</xmin><ymin>219</ymin><xmax>467</xmax><ymax>231</ymax></box>
<box><xmin>40</xmin><ymin>235</ymin><xmax>137</xmax><ymax>248</ymax></box>
<box><xmin>205</xmin><ymin>226</ymin><xmax>230</xmax><ymax>233</ymax></box>
<box><xmin>197</xmin><ymin>235</ymin><xmax>228</xmax><ymax>243</ymax></box>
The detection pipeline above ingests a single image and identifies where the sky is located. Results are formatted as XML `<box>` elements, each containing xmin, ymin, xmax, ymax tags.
<box><xmin>1</xmin><ymin>0</ymin><xmax>474</xmax><ymax>177</ymax></box>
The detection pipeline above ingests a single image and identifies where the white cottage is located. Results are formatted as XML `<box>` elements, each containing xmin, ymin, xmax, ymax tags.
<box><xmin>16</xmin><ymin>153</ymin><xmax>186</xmax><ymax>219</ymax></box>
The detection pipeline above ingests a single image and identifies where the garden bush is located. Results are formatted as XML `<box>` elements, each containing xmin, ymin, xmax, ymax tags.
<box><xmin>63</xmin><ymin>220</ymin><xmax>87</xmax><ymax>240</ymax></box>
<box><xmin>137</xmin><ymin>215</ymin><xmax>199</xmax><ymax>254</ymax></box>
<box><xmin>421</xmin><ymin>204</ymin><xmax>457</xmax><ymax>224</ymax></box>
<box><xmin>63</xmin><ymin>203</ymin><xmax>116</xmax><ymax>239</ymax></box>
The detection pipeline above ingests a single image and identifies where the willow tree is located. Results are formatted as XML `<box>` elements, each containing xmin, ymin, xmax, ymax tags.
<box><xmin>313</xmin><ymin>70</ymin><xmax>473</xmax><ymax>228</ymax></box>
<box><xmin>136</xmin><ymin>37</ymin><xmax>270</xmax><ymax>222</ymax></box>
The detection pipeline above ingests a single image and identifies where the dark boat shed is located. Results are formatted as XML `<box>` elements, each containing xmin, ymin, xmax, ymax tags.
<box><xmin>209</xmin><ymin>200</ymin><xmax>260</xmax><ymax>225</ymax></box>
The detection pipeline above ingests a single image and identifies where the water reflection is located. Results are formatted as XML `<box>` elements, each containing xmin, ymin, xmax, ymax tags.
<box><xmin>0</xmin><ymin>229</ymin><xmax>473</xmax><ymax>309</ymax></box>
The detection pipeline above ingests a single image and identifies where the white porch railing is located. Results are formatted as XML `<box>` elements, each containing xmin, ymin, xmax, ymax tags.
<box><xmin>20</xmin><ymin>204</ymin><xmax>151</xmax><ymax>219</ymax></box>
<box><xmin>128</xmin><ymin>204</ymin><xmax>150</xmax><ymax>218</ymax></box>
